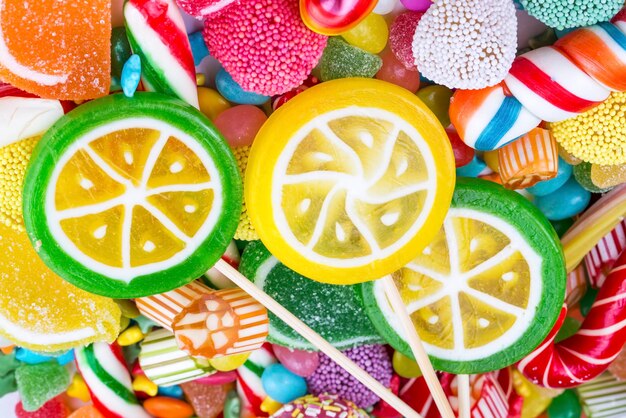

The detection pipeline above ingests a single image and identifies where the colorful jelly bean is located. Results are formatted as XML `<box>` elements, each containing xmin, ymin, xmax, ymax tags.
<box><xmin>215</xmin><ymin>69</ymin><xmax>270</xmax><ymax>105</ymax></box>
<box><xmin>261</xmin><ymin>364</ymin><xmax>307</xmax><ymax>404</ymax></box>
<box><xmin>416</xmin><ymin>85</ymin><xmax>453</xmax><ymax>127</ymax></box>
<box><xmin>375</xmin><ymin>49</ymin><xmax>420</xmax><ymax>93</ymax></box>
<box><xmin>198</xmin><ymin>87</ymin><xmax>231</xmax><ymax>121</ymax></box>
<box><xmin>341</xmin><ymin>13</ymin><xmax>389</xmax><ymax>54</ymax></box>
<box><xmin>392</xmin><ymin>351</ymin><xmax>422</xmax><ymax>378</ymax></box>
<box><xmin>143</xmin><ymin>397</ymin><xmax>194</xmax><ymax>418</ymax></box>
<box><xmin>527</xmin><ymin>158</ymin><xmax>573</xmax><ymax>197</ymax></box>
<box><xmin>534</xmin><ymin>177</ymin><xmax>591</xmax><ymax>221</ymax></box>
<box><xmin>214</xmin><ymin>105</ymin><xmax>267</xmax><ymax>148</ymax></box>
<box><xmin>272</xmin><ymin>345</ymin><xmax>320</xmax><ymax>378</ymax></box>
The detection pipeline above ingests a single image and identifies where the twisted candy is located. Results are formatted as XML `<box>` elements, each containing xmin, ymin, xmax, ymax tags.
<box><xmin>518</xmin><ymin>250</ymin><xmax>626</xmax><ymax>388</ymax></box>
<box><xmin>451</xmin><ymin>10</ymin><xmax>626</xmax><ymax>150</ymax></box>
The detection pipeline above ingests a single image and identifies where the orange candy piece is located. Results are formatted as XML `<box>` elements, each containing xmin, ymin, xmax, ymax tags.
<box><xmin>143</xmin><ymin>397</ymin><xmax>194</xmax><ymax>418</ymax></box>
<box><xmin>68</xmin><ymin>405</ymin><xmax>105</xmax><ymax>418</ymax></box>
<box><xmin>0</xmin><ymin>0</ymin><xmax>111</xmax><ymax>100</ymax></box>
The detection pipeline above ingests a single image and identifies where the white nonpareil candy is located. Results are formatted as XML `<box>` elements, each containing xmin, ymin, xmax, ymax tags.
<box><xmin>412</xmin><ymin>0</ymin><xmax>517</xmax><ymax>90</ymax></box>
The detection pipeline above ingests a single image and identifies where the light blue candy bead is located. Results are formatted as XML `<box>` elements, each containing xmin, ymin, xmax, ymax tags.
<box><xmin>261</xmin><ymin>364</ymin><xmax>307</xmax><ymax>404</ymax></box>
<box><xmin>55</xmin><ymin>350</ymin><xmax>74</xmax><ymax>366</ymax></box>
<box><xmin>527</xmin><ymin>158</ymin><xmax>572</xmax><ymax>196</ymax></box>
<box><xmin>158</xmin><ymin>384</ymin><xmax>184</xmax><ymax>399</ymax></box>
<box><xmin>16</xmin><ymin>349</ymin><xmax>73</xmax><ymax>366</ymax></box>
<box><xmin>121</xmin><ymin>54</ymin><xmax>142</xmax><ymax>98</ymax></box>
<box><xmin>216</xmin><ymin>69</ymin><xmax>269</xmax><ymax>105</ymax></box>
<box><xmin>456</xmin><ymin>155</ymin><xmax>487</xmax><ymax>178</ymax></box>
<box><xmin>189</xmin><ymin>31</ymin><xmax>210</xmax><ymax>66</ymax></box>
<box><xmin>534</xmin><ymin>177</ymin><xmax>591</xmax><ymax>221</ymax></box>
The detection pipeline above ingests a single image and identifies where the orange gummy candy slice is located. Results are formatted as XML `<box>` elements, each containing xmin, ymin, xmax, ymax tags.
<box><xmin>0</xmin><ymin>0</ymin><xmax>111</xmax><ymax>100</ymax></box>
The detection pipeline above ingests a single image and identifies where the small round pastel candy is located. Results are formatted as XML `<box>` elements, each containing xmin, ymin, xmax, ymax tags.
<box><xmin>446</xmin><ymin>128</ymin><xmax>474</xmax><ymax>168</ymax></box>
<box><xmin>272</xmin><ymin>345</ymin><xmax>320</xmax><ymax>378</ymax></box>
<box><xmin>209</xmin><ymin>352</ymin><xmax>250</xmax><ymax>372</ymax></box>
<box><xmin>400</xmin><ymin>0</ymin><xmax>431</xmax><ymax>12</ymax></box>
<box><xmin>111</xmin><ymin>26</ymin><xmax>132</xmax><ymax>81</ymax></box>
<box><xmin>456</xmin><ymin>155</ymin><xmax>487</xmax><ymax>178</ymax></box>
<box><xmin>121</xmin><ymin>54</ymin><xmax>141</xmax><ymax>98</ymax></box>
<box><xmin>389</xmin><ymin>12</ymin><xmax>423</xmax><ymax>71</ymax></box>
<box><xmin>143</xmin><ymin>397</ymin><xmax>194</xmax><ymax>418</ymax></box>
<box><xmin>392</xmin><ymin>350</ymin><xmax>421</xmax><ymax>378</ymax></box>
<box><xmin>216</xmin><ymin>69</ymin><xmax>269</xmax><ymax>105</ymax></box>
<box><xmin>158</xmin><ymin>385</ymin><xmax>184</xmax><ymax>399</ymax></box>
<box><xmin>261</xmin><ymin>364</ymin><xmax>307</xmax><ymax>404</ymax></box>
<box><xmin>198</xmin><ymin>87</ymin><xmax>230</xmax><ymax>121</ymax></box>
<box><xmin>188</xmin><ymin>31</ymin><xmax>210</xmax><ymax>66</ymax></box>
<box><xmin>214</xmin><ymin>105</ymin><xmax>267</xmax><ymax>147</ymax></box>
<box><xmin>534</xmin><ymin>177</ymin><xmax>591</xmax><ymax>221</ymax></box>
<box><xmin>375</xmin><ymin>49</ymin><xmax>420</xmax><ymax>93</ymax></box>
<box><xmin>341</xmin><ymin>13</ymin><xmax>389</xmax><ymax>54</ymax></box>
<box><xmin>319</xmin><ymin>37</ymin><xmax>382</xmax><ymax>81</ymax></box>
<box><xmin>546</xmin><ymin>390</ymin><xmax>581</xmax><ymax>418</ymax></box>
<box><xmin>527</xmin><ymin>158</ymin><xmax>573</xmax><ymax>196</ymax></box>
<box><xmin>416</xmin><ymin>85</ymin><xmax>453</xmax><ymax>127</ymax></box>
<box><xmin>373</xmin><ymin>0</ymin><xmax>397</xmax><ymax>15</ymax></box>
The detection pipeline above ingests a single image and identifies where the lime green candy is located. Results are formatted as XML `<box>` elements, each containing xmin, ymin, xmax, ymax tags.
<box><xmin>360</xmin><ymin>178</ymin><xmax>566</xmax><ymax>373</ymax></box>
<box><xmin>239</xmin><ymin>241</ymin><xmax>384</xmax><ymax>350</ymax></box>
<box><xmin>22</xmin><ymin>92</ymin><xmax>241</xmax><ymax>298</ymax></box>
<box><xmin>392</xmin><ymin>350</ymin><xmax>422</xmax><ymax>378</ymax></box>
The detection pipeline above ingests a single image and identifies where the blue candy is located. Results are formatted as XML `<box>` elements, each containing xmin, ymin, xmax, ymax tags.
<box><xmin>534</xmin><ymin>177</ymin><xmax>591</xmax><ymax>221</ymax></box>
<box><xmin>158</xmin><ymin>384</ymin><xmax>184</xmax><ymax>399</ymax></box>
<box><xmin>189</xmin><ymin>32</ymin><xmax>210</xmax><ymax>66</ymax></box>
<box><xmin>456</xmin><ymin>155</ymin><xmax>487</xmax><ymax>178</ymax></box>
<box><xmin>16</xmin><ymin>349</ymin><xmax>74</xmax><ymax>366</ymax></box>
<box><xmin>216</xmin><ymin>69</ymin><xmax>269</xmax><ymax>105</ymax></box>
<box><xmin>527</xmin><ymin>158</ymin><xmax>573</xmax><ymax>196</ymax></box>
<box><xmin>121</xmin><ymin>54</ymin><xmax>142</xmax><ymax>98</ymax></box>
<box><xmin>261</xmin><ymin>364</ymin><xmax>307</xmax><ymax>404</ymax></box>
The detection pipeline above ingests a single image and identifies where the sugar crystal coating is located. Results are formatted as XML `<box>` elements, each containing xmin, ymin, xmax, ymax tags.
<box><xmin>390</xmin><ymin>11</ymin><xmax>423</xmax><ymax>71</ymax></box>
<box><xmin>319</xmin><ymin>37</ymin><xmax>382</xmax><ymax>81</ymax></box>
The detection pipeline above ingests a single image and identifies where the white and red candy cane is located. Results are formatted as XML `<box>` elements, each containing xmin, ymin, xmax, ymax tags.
<box><xmin>75</xmin><ymin>342</ymin><xmax>151</xmax><ymax>418</ymax></box>
<box><xmin>565</xmin><ymin>263</ymin><xmax>588</xmax><ymax>307</ymax></box>
<box><xmin>518</xmin><ymin>250</ymin><xmax>626</xmax><ymax>388</ymax></box>
<box><xmin>124</xmin><ymin>0</ymin><xmax>199</xmax><ymax>108</ymax></box>
<box><xmin>585</xmin><ymin>219</ymin><xmax>626</xmax><ymax>288</ymax></box>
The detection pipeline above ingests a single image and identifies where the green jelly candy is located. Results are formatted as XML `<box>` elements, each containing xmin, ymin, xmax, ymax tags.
<box><xmin>319</xmin><ymin>37</ymin><xmax>382</xmax><ymax>82</ymax></box>
<box><xmin>0</xmin><ymin>353</ymin><xmax>19</xmax><ymax>397</ymax></box>
<box><xmin>573</xmin><ymin>162</ymin><xmax>613</xmax><ymax>193</ymax></box>
<box><xmin>111</xmin><ymin>27</ymin><xmax>132</xmax><ymax>80</ymax></box>
<box><xmin>15</xmin><ymin>361</ymin><xmax>70</xmax><ymax>411</ymax></box>
<box><xmin>239</xmin><ymin>241</ymin><xmax>384</xmax><ymax>350</ymax></box>
<box><xmin>547</xmin><ymin>389</ymin><xmax>582</xmax><ymax>418</ymax></box>
<box><xmin>416</xmin><ymin>85</ymin><xmax>453</xmax><ymax>127</ymax></box>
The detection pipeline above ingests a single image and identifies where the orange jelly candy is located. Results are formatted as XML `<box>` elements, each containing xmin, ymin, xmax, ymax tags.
<box><xmin>0</xmin><ymin>0</ymin><xmax>111</xmax><ymax>100</ymax></box>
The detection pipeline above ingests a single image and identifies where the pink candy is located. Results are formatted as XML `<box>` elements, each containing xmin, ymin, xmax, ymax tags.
<box><xmin>389</xmin><ymin>12</ymin><xmax>423</xmax><ymax>71</ymax></box>
<box><xmin>176</xmin><ymin>0</ymin><xmax>239</xmax><ymax>17</ymax></box>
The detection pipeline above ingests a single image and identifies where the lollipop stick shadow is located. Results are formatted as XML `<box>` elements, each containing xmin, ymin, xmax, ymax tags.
<box><xmin>214</xmin><ymin>259</ymin><xmax>424</xmax><ymax>418</ymax></box>
<box><xmin>381</xmin><ymin>276</ymin><xmax>456</xmax><ymax>418</ymax></box>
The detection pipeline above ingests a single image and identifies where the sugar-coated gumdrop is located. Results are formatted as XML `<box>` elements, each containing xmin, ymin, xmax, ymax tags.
<box><xmin>413</xmin><ymin>0</ymin><xmax>517</xmax><ymax>89</ymax></box>
<box><xmin>521</xmin><ymin>0</ymin><xmax>623</xmax><ymax>29</ymax></box>
<box><xmin>272</xmin><ymin>345</ymin><xmax>320</xmax><ymax>378</ymax></box>
<box><xmin>591</xmin><ymin>163</ymin><xmax>626</xmax><ymax>190</ymax></box>
<box><xmin>0</xmin><ymin>0</ymin><xmax>111</xmax><ymax>100</ymax></box>
<box><xmin>375</xmin><ymin>49</ymin><xmax>420</xmax><ymax>93</ymax></box>
<box><xmin>15</xmin><ymin>397</ymin><xmax>68</xmax><ymax>418</ymax></box>
<box><xmin>319</xmin><ymin>37</ymin><xmax>382</xmax><ymax>81</ymax></box>
<box><xmin>214</xmin><ymin>105</ymin><xmax>267</xmax><ymax>148</ymax></box>
<box><xmin>416</xmin><ymin>85</ymin><xmax>453</xmax><ymax>127</ymax></box>
<box><xmin>392</xmin><ymin>350</ymin><xmax>422</xmax><ymax>378</ymax></box>
<box><xmin>300</xmin><ymin>0</ymin><xmax>378</xmax><ymax>35</ymax></box>
<box><xmin>121</xmin><ymin>55</ymin><xmax>141</xmax><ymax>98</ymax></box>
<box><xmin>546</xmin><ymin>390</ymin><xmax>581</xmax><ymax>418</ymax></box>
<box><xmin>389</xmin><ymin>12</ymin><xmax>422</xmax><ymax>71</ymax></box>
<box><xmin>111</xmin><ymin>27</ymin><xmax>132</xmax><ymax>81</ymax></box>
<box><xmin>261</xmin><ymin>364</ymin><xmax>308</xmax><ymax>404</ymax></box>
<box><xmin>527</xmin><ymin>158</ymin><xmax>573</xmax><ymax>197</ymax></box>
<box><xmin>341</xmin><ymin>13</ymin><xmax>389</xmax><ymax>54</ymax></box>
<box><xmin>573</xmin><ymin>162</ymin><xmax>614</xmax><ymax>194</ymax></box>
<box><xmin>143</xmin><ymin>397</ymin><xmax>194</xmax><ymax>418</ymax></box>
<box><xmin>204</xmin><ymin>0</ymin><xmax>327</xmax><ymax>96</ymax></box>
<box><xmin>176</xmin><ymin>0</ymin><xmax>239</xmax><ymax>17</ymax></box>
<box><xmin>67</xmin><ymin>405</ymin><xmax>103</xmax><ymax>418</ymax></box>
<box><xmin>181</xmin><ymin>381</ymin><xmax>231</xmax><ymax>418</ymax></box>
<box><xmin>215</xmin><ymin>69</ymin><xmax>270</xmax><ymax>105</ymax></box>
<box><xmin>446</xmin><ymin>128</ymin><xmax>474</xmax><ymax>168</ymax></box>
<box><xmin>306</xmin><ymin>345</ymin><xmax>392</xmax><ymax>408</ymax></box>
<box><xmin>400</xmin><ymin>0</ymin><xmax>432</xmax><ymax>11</ymax></box>
<box><xmin>15</xmin><ymin>362</ymin><xmax>70</xmax><ymax>412</ymax></box>
<box><xmin>534</xmin><ymin>177</ymin><xmax>591</xmax><ymax>221</ymax></box>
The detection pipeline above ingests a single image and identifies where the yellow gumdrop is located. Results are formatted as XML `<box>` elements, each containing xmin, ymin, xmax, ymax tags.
<box><xmin>392</xmin><ymin>350</ymin><xmax>422</xmax><ymax>378</ymax></box>
<box><xmin>591</xmin><ymin>163</ymin><xmax>626</xmax><ymax>189</ymax></box>
<box><xmin>117</xmin><ymin>325</ymin><xmax>144</xmax><ymax>346</ymax></box>
<box><xmin>198</xmin><ymin>87</ymin><xmax>231</xmax><ymax>121</ymax></box>
<box><xmin>341</xmin><ymin>13</ymin><xmax>388</xmax><ymax>54</ymax></box>
<box><xmin>67</xmin><ymin>374</ymin><xmax>91</xmax><ymax>402</ymax></box>
<box><xmin>260</xmin><ymin>397</ymin><xmax>283</xmax><ymax>415</ymax></box>
<box><xmin>132</xmin><ymin>375</ymin><xmax>158</xmax><ymax>396</ymax></box>
<box><xmin>513</xmin><ymin>371</ymin><xmax>562</xmax><ymax>418</ymax></box>
<box><xmin>483</xmin><ymin>150</ymin><xmax>500</xmax><ymax>173</ymax></box>
<box><xmin>209</xmin><ymin>352</ymin><xmax>251</xmax><ymax>371</ymax></box>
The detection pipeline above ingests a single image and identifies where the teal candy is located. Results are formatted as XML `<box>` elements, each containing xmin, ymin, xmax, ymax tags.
<box><xmin>15</xmin><ymin>349</ymin><xmax>73</xmax><ymax>366</ymax></box>
<box><xmin>456</xmin><ymin>156</ymin><xmax>487</xmax><ymax>178</ymax></box>
<box><xmin>15</xmin><ymin>361</ymin><xmax>70</xmax><ymax>411</ymax></box>
<box><xmin>111</xmin><ymin>27</ymin><xmax>132</xmax><ymax>80</ymax></box>
<box><xmin>528</xmin><ymin>158</ymin><xmax>572</xmax><ymax>196</ymax></box>
<box><xmin>261</xmin><ymin>364</ymin><xmax>307</xmax><ymax>404</ymax></box>
<box><xmin>216</xmin><ymin>69</ymin><xmax>269</xmax><ymax>105</ymax></box>
<box><xmin>554</xmin><ymin>317</ymin><xmax>581</xmax><ymax>343</ymax></box>
<box><xmin>534</xmin><ymin>177</ymin><xmax>591</xmax><ymax>221</ymax></box>
<box><xmin>0</xmin><ymin>353</ymin><xmax>19</xmax><ymax>398</ymax></box>
<box><xmin>189</xmin><ymin>31</ymin><xmax>210</xmax><ymax>66</ymax></box>
<box><xmin>520</xmin><ymin>0</ymin><xmax>623</xmax><ymax>29</ymax></box>
<box><xmin>158</xmin><ymin>384</ymin><xmax>184</xmax><ymax>399</ymax></box>
<box><xmin>580</xmin><ymin>288</ymin><xmax>598</xmax><ymax>317</ymax></box>
<box><xmin>122</xmin><ymin>55</ymin><xmax>142</xmax><ymax>98</ymax></box>
<box><xmin>573</xmin><ymin>162</ymin><xmax>614</xmax><ymax>193</ymax></box>
<box><xmin>239</xmin><ymin>241</ymin><xmax>384</xmax><ymax>351</ymax></box>
<box><xmin>319</xmin><ymin>37</ymin><xmax>382</xmax><ymax>82</ymax></box>
<box><xmin>547</xmin><ymin>390</ymin><xmax>582</xmax><ymax>418</ymax></box>
<box><xmin>224</xmin><ymin>390</ymin><xmax>241</xmax><ymax>418</ymax></box>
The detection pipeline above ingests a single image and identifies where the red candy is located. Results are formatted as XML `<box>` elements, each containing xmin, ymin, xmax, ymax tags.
<box><xmin>214</xmin><ymin>105</ymin><xmax>268</xmax><ymax>147</ymax></box>
<box><xmin>15</xmin><ymin>397</ymin><xmax>68</xmax><ymax>418</ymax></box>
<box><xmin>389</xmin><ymin>11</ymin><xmax>423</xmax><ymax>71</ymax></box>
<box><xmin>446</xmin><ymin>128</ymin><xmax>474</xmax><ymax>168</ymax></box>
<box><xmin>175</xmin><ymin>0</ymin><xmax>239</xmax><ymax>17</ymax></box>
<box><xmin>375</xmin><ymin>49</ymin><xmax>420</xmax><ymax>93</ymax></box>
<box><xmin>299</xmin><ymin>0</ymin><xmax>378</xmax><ymax>35</ymax></box>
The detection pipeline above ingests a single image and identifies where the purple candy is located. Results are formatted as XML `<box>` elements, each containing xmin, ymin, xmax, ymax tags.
<box><xmin>400</xmin><ymin>0</ymin><xmax>432</xmax><ymax>11</ymax></box>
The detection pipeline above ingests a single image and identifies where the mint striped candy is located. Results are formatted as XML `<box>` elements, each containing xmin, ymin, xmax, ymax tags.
<box><xmin>140</xmin><ymin>328</ymin><xmax>215</xmax><ymax>387</ymax></box>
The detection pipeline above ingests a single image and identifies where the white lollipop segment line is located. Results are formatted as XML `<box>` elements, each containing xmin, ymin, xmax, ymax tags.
<box><xmin>214</xmin><ymin>259</ymin><xmax>425</xmax><ymax>418</ymax></box>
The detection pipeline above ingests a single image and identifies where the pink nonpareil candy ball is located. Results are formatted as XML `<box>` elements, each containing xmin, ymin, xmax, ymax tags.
<box><xmin>375</xmin><ymin>49</ymin><xmax>420</xmax><ymax>93</ymax></box>
<box><xmin>214</xmin><ymin>105</ymin><xmax>267</xmax><ymax>147</ymax></box>
<box><xmin>272</xmin><ymin>344</ymin><xmax>320</xmax><ymax>378</ymax></box>
<box><xmin>400</xmin><ymin>0</ymin><xmax>431</xmax><ymax>12</ymax></box>
<box><xmin>389</xmin><ymin>11</ymin><xmax>423</xmax><ymax>70</ymax></box>
<box><xmin>176</xmin><ymin>0</ymin><xmax>239</xmax><ymax>17</ymax></box>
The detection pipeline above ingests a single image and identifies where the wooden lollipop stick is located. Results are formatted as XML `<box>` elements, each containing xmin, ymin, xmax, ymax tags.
<box><xmin>457</xmin><ymin>374</ymin><xmax>471</xmax><ymax>418</ymax></box>
<box><xmin>381</xmin><ymin>276</ymin><xmax>456</xmax><ymax>418</ymax></box>
<box><xmin>215</xmin><ymin>259</ymin><xmax>423</xmax><ymax>418</ymax></box>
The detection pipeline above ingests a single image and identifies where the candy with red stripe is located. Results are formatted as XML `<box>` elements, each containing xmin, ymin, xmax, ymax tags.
<box><xmin>585</xmin><ymin>219</ymin><xmax>626</xmax><ymax>289</ymax></box>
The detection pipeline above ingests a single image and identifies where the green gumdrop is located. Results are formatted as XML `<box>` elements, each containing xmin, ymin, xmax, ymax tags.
<box><xmin>15</xmin><ymin>361</ymin><xmax>70</xmax><ymax>411</ymax></box>
<box><xmin>111</xmin><ymin>27</ymin><xmax>132</xmax><ymax>80</ymax></box>
<box><xmin>580</xmin><ymin>287</ymin><xmax>598</xmax><ymax>317</ymax></box>
<box><xmin>550</xmin><ymin>218</ymin><xmax>574</xmax><ymax>238</ymax></box>
<box><xmin>0</xmin><ymin>353</ymin><xmax>20</xmax><ymax>397</ymax></box>
<box><xmin>224</xmin><ymin>390</ymin><xmax>241</xmax><ymax>418</ymax></box>
<box><xmin>392</xmin><ymin>350</ymin><xmax>422</xmax><ymax>378</ymax></box>
<box><xmin>416</xmin><ymin>85</ymin><xmax>453</xmax><ymax>127</ymax></box>
<box><xmin>319</xmin><ymin>37</ymin><xmax>383</xmax><ymax>82</ymax></box>
<box><xmin>554</xmin><ymin>316</ymin><xmax>581</xmax><ymax>343</ymax></box>
<box><xmin>547</xmin><ymin>390</ymin><xmax>582</xmax><ymax>418</ymax></box>
<box><xmin>573</xmin><ymin>162</ymin><xmax>613</xmax><ymax>193</ymax></box>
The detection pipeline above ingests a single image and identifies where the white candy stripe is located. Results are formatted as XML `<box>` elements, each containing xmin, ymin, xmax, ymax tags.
<box><xmin>0</xmin><ymin>97</ymin><xmax>64</xmax><ymax>148</ymax></box>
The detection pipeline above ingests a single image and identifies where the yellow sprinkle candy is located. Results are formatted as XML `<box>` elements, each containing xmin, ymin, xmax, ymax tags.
<box><xmin>67</xmin><ymin>374</ymin><xmax>91</xmax><ymax>402</ymax></box>
<box><xmin>233</xmin><ymin>146</ymin><xmax>259</xmax><ymax>241</ymax></box>
<box><xmin>0</xmin><ymin>136</ymin><xmax>40</xmax><ymax>231</ymax></box>
<box><xmin>551</xmin><ymin>92</ymin><xmax>626</xmax><ymax>166</ymax></box>
<box><xmin>198</xmin><ymin>87</ymin><xmax>231</xmax><ymax>121</ymax></box>
<box><xmin>117</xmin><ymin>325</ymin><xmax>144</xmax><ymax>346</ymax></box>
<box><xmin>260</xmin><ymin>396</ymin><xmax>283</xmax><ymax>415</ymax></box>
<box><xmin>209</xmin><ymin>352</ymin><xmax>250</xmax><ymax>371</ymax></box>
<box><xmin>132</xmin><ymin>375</ymin><xmax>158</xmax><ymax>396</ymax></box>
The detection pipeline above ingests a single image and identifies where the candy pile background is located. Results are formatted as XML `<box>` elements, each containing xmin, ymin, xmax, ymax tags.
<box><xmin>1</xmin><ymin>0</ymin><xmax>626</xmax><ymax>417</ymax></box>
